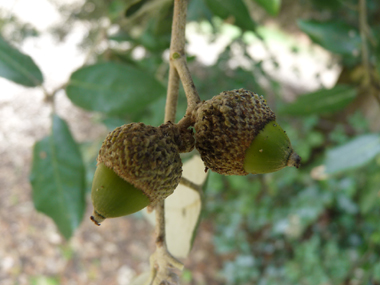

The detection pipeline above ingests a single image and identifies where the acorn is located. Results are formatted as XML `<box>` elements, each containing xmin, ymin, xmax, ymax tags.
<box><xmin>91</xmin><ymin>122</ymin><xmax>194</xmax><ymax>225</ymax></box>
<box><xmin>192</xmin><ymin>89</ymin><xmax>301</xmax><ymax>175</ymax></box>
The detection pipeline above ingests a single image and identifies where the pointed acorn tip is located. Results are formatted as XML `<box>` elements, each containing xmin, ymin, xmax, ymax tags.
<box><xmin>287</xmin><ymin>151</ymin><xmax>301</xmax><ymax>169</ymax></box>
<box><xmin>90</xmin><ymin>210</ymin><xmax>106</xmax><ymax>226</ymax></box>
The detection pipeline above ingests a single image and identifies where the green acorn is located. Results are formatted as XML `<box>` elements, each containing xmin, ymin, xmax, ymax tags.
<box><xmin>91</xmin><ymin>122</ymin><xmax>194</xmax><ymax>225</ymax></box>
<box><xmin>192</xmin><ymin>89</ymin><xmax>301</xmax><ymax>175</ymax></box>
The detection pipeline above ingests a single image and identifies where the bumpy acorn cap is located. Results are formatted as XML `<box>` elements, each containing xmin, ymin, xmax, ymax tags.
<box><xmin>91</xmin><ymin>122</ymin><xmax>186</xmax><ymax>225</ymax></box>
<box><xmin>192</xmin><ymin>88</ymin><xmax>300</xmax><ymax>175</ymax></box>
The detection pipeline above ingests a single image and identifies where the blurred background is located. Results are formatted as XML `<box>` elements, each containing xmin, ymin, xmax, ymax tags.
<box><xmin>1</xmin><ymin>0</ymin><xmax>380</xmax><ymax>284</ymax></box>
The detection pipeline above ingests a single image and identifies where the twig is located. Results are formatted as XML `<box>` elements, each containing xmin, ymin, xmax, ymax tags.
<box><xmin>149</xmin><ymin>0</ymin><xmax>202</xmax><ymax>284</ymax></box>
<box><xmin>165</xmin><ymin>64</ymin><xmax>181</xmax><ymax>122</ymax></box>
<box><xmin>180</xmin><ymin>177</ymin><xmax>203</xmax><ymax>195</ymax></box>
<box><xmin>172</xmin><ymin>54</ymin><xmax>201</xmax><ymax>114</ymax></box>
<box><xmin>168</xmin><ymin>0</ymin><xmax>200</xmax><ymax>116</ymax></box>
<box><xmin>164</xmin><ymin>0</ymin><xmax>188</xmax><ymax>122</ymax></box>
<box><xmin>147</xmin><ymin>201</ymin><xmax>184</xmax><ymax>285</ymax></box>
<box><xmin>42</xmin><ymin>82</ymin><xmax>68</xmax><ymax>114</ymax></box>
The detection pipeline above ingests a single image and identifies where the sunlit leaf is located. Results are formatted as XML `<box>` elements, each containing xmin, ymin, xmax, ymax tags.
<box><xmin>0</xmin><ymin>35</ymin><xmax>43</xmax><ymax>86</ymax></box>
<box><xmin>143</xmin><ymin>155</ymin><xmax>208</xmax><ymax>258</ymax></box>
<box><xmin>204</xmin><ymin>0</ymin><xmax>256</xmax><ymax>31</ymax></box>
<box><xmin>30</xmin><ymin>115</ymin><xmax>86</xmax><ymax>239</ymax></box>
<box><xmin>325</xmin><ymin>134</ymin><xmax>380</xmax><ymax>174</ymax></box>
<box><xmin>130</xmin><ymin>272</ymin><xmax>150</xmax><ymax>285</ymax></box>
<box><xmin>278</xmin><ymin>85</ymin><xmax>357</xmax><ymax>116</ymax></box>
<box><xmin>66</xmin><ymin>62</ymin><xmax>166</xmax><ymax>116</ymax></box>
<box><xmin>298</xmin><ymin>20</ymin><xmax>361</xmax><ymax>56</ymax></box>
<box><xmin>253</xmin><ymin>0</ymin><xmax>281</xmax><ymax>16</ymax></box>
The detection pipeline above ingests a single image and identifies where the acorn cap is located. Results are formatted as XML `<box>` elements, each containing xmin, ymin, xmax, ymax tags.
<box><xmin>193</xmin><ymin>89</ymin><xmax>300</xmax><ymax>175</ymax></box>
<box><xmin>91</xmin><ymin>122</ymin><xmax>184</xmax><ymax>225</ymax></box>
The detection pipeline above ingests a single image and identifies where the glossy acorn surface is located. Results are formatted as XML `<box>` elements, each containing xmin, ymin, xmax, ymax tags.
<box><xmin>91</xmin><ymin>163</ymin><xmax>150</xmax><ymax>225</ymax></box>
<box><xmin>244</xmin><ymin>121</ymin><xmax>300</xmax><ymax>174</ymax></box>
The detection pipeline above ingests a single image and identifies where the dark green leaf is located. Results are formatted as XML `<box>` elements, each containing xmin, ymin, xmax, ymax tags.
<box><xmin>253</xmin><ymin>0</ymin><xmax>281</xmax><ymax>16</ymax></box>
<box><xmin>125</xmin><ymin>0</ymin><xmax>147</xmax><ymax>17</ymax></box>
<box><xmin>139</xmin><ymin>20</ymin><xmax>171</xmax><ymax>51</ymax></box>
<box><xmin>66</xmin><ymin>62</ymin><xmax>166</xmax><ymax>116</ymax></box>
<box><xmin>297</xmin><ymin>20</ymin><xmax>361</xmax><ymax>56</ymax></box>
<box><xmin>311</xmin><ymin>0</ymin><xmax>342</xmax><ymax>10</ymax></box>
<box><xmin>30</xmin><ymin>115</ymin><xmax>86</xmax><ymax>239</ymax></box>
<box><xmin>108</xmin><ymin>31</ymin><xmax>133</xmax><ymax>42</ymax></box>
<box><xmin>108</xmin><ymin>0</ymin><xmax>128</xmax><ymax>21</ymax></box>
<box><xmin>325</xmin><ymin>134</ymin><xmax>380</xmax><ymax>174</ymax></box>
<box><xmin>204</xmin><ymin>0</ymin><xmax>256</xmax><ymax>31</ymax></box>
<box><xmin>102</xmin><ymin>116</ymin><xmax>127</xmax><ymax>130</ymax></box>
<box><xmin>188</xmin><ymin>0</ymin><xmax>213</xmax><ymax>22</ymax></box>
<box><xmin>359</xmin><ymin>180</ymin><xmax>380</xmax><ymax>214</ymax></box>
<box><xmin>278</xmin><ymin>85</ymin><xmax>357</xmax><ymax>116</ymax></box>
<box><xmin>0</xmin><ymin>35</ymin><xmax>43</xmax><ymax>86</ymax></box>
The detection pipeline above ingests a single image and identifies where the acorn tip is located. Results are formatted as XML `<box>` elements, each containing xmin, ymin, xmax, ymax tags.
<box><xmin>90</xmin><ymin>211</ymin><xmax>106</xmax><ymax>226</ymax></box>
<box><xmin>287</xmin><ymin>151</ymin><xmax>301</xmax><ymax>169</ymax></box>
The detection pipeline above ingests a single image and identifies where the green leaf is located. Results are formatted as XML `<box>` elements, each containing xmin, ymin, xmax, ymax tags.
<box><xmin>188</xmin><ymin>0</ymin><xmax>213</xmax><ymax>22</ymax></box>
<box><xmin>325</xmin><ymin>134</ymin><xmax>380</xmax><ymax>174</ymax></box>
<box><xmin>66</xmin><ymin>62</ymin><xmax>166</xmax><ymax>116</ymax></box>
<box><xmin>0</xmin><ymin>35</ymin><xmax>43</xmax><ymax>86</ymax></box>
<box><xmin>311</xmin><ymin>0</ymin><xmax>342</xmax><ymax>10</ymax></box>
<box><xmin>359</xmin><ymin>183</ymin><xmax>380</xmax><ymax>214</ymax></box>
<box><xmin>204</xmin><ymin>0</ymin><xmax>256</xmax><ymax>31</ymax></box>
<box><xmin>30</xmin><ymin>115</ymin><xmax>86</xmax><ymax>239</ymax></box>
<box><xmin>101</xmin><ymin>116</ymin><xmax>127</xmax><ymax>130</ymax></box>
<box><xmin>278</xmin><ymin>85</ymin><xmax>357</xmax><ymax>116</ymax></box>
<box><xmin>253</xmin><ymin>0</ymin><xmax>281</xmax><ymax>16</ymax></box>
<box><xmin>108</xmin><ymin>0</ymin><xmax>128</xmax><ymax>21</ymax></box>
<box><xmin>297</xmin><ymin>20</ymin><xmax>361</xmax><ymax>57</ymax></box>
<box><xmin>374</xmin><ymin>262</ymin><xmax>380</xmax><ymax>281</ymax></box>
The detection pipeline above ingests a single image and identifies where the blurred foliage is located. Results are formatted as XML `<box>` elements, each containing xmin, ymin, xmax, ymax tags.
<box><xmin>1</xmin><ymin>0</ymin><xmax>380</xmax><ymax>284</ymax></box>
<box><xmin>0</xmin><ymin>10</ymin><xmax>39</xmax><ymax>43</ymax></box>
<box><xmin>0</xmin><ymin>34</ymin><xmax>43</xmax><ymax>86</ymax></box>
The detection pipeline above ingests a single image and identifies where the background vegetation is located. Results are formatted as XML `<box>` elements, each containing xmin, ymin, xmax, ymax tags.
<box><xmin>1</xmin><ymin>0</ymin><xmax>380</xmax><ymax>284</ymax></box>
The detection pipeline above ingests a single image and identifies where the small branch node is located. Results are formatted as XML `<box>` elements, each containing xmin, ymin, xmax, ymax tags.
<box><xmin>180</xmin><ymin>177</ymin><xmax>203</xmax><ymax>195</ymax></box>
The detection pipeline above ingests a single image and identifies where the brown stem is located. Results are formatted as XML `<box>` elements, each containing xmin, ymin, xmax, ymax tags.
<box><xmin>155</xmin><ymin>201</ymin><xmax>166</xmax><ymax>248</ymax></box>
<box><xmin>151</xmin><ymin>0</ymin><xmax>196</xmax><ymax>284</ymax></box>
<box><xmin>169</xmin><ymin>0</ymin><xmax>187</xmax><ymax>56</ymax></box>
<box><xmin>180</xmin><ymin>177</ymin><xmax>203</xmax><ymax>195</ymax></box>
<box><xmin>167</xmin><ymin>0</ymin><xmax>200</xmax><ymax>117</ymax></box>
<box><xmin>165</xmin><ymin>67</ymin><xmax>180</xmax><ymax>122</ymax></box>
<box><xmin>172</xmin><ymin>55</ymin><xmax>201</xmax><ymax>114</ymax></box>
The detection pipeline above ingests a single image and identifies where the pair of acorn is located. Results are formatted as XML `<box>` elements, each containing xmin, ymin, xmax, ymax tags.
<box><xmin>91</xmin><ymin>89</ymin><xmax>301</xmax><ymax>225</ymax></box>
